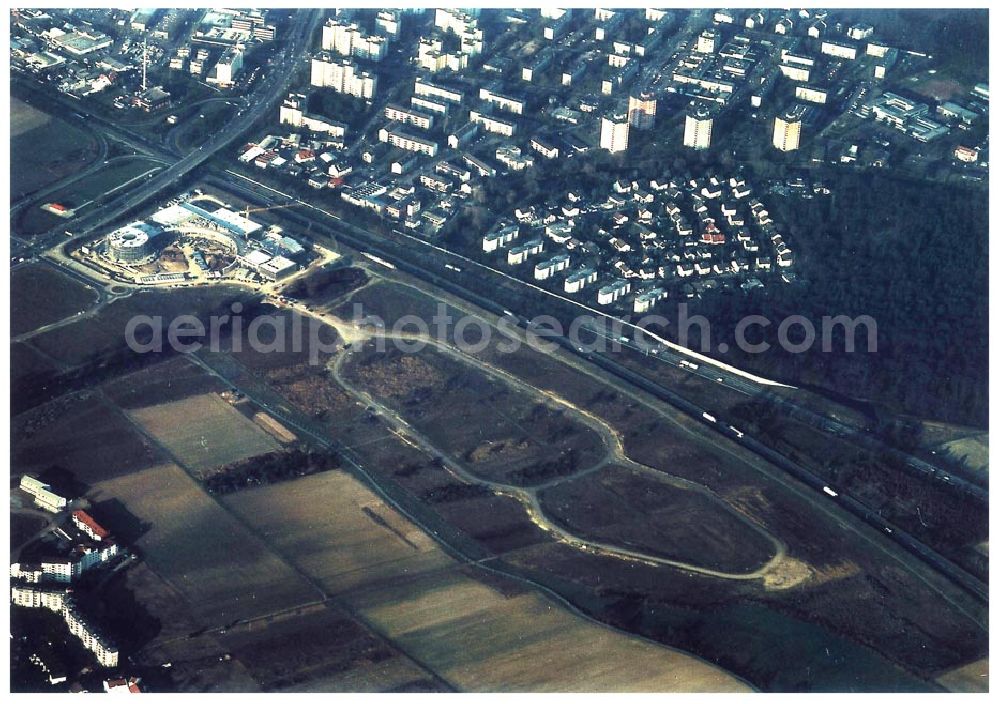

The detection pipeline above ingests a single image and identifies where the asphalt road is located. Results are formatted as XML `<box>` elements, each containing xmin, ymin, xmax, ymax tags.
<box><xmin>72</xmin><ymin>10</ymin><xmax>321</xmax><ymax>237</ymax></box>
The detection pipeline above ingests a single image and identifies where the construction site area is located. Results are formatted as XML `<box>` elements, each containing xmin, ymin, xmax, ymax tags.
<box><xmin>70</xmin><ymin>190</ymin><xmax>325</xmax><ymax>288</ymax></box>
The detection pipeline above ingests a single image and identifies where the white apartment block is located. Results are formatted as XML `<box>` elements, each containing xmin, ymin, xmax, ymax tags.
<box><xmin>411</xmin><ymin>95</ymin><xmax>448</xmax><ymax>115</ymax></box>
<box><xmin>779</xmin><ymin>63</ymin><xmax>810</xmax><ymax>82</ymax></box>
<box><xmin>376</xmin><ymin>10</ymin><xmax>401</xmax><ymax>38</ymax></box>
<box><xmin>470</xmin><ymin>110</ymin><xmax>516</xmax><ymax>136</ymax></box>
<box><xmin>321</xmin><ymin>18</ymin><xmax>386</xmax><ymax>61</ymax></box>
<box><xmin>600</xmin><ymin>115</ymin><xmax>630</xmax><ymax>153</ymax></box>
<box><xmin>414</xmin><ymin>77</ymin><xmax>463</xmax><ymax>104</ymax></box>
<box><xmin>19</xmin><ymin>476</ymin><xmax>68</xmax><ymax>513</ymax></box>
<box><xmin>482</xmin><ymin>224</ymin><xmax>519</xmax><ymax>252</ymax></box>
<box><xmin>773</xmin><ymin>114</ymin><xmax>802</xmax><ymax>151</ymax></box>
<box><xmin>384</xmin><ymin>103</ymin><xmax>434</xmax><ymax>130</ymax></box>
<box><xmin>597</xmin><ymin>279</ymin><xmax>631</xmax><ymax>305</ymax></box>
<box><xmin>310</xmin><ymin>55</ymin><xmax>376</xmax><ymax>99</ymax></box>
<box><xmin>634</xmin><ymin>288</ymin><xmax>666</xmax><ymax>313</ymax></box>
<box><xmin>628</xmin><ymin>93</ymin><xmax>656</xmax><ymax>129</ymax></box>
<box><xmin>11</xmin><ymin>585</ymin><xmax>67</xmax><ymax>611</ymax></box>
<box><xmin>683</xmin><ymin>108</ymin><xmax>713</xmax><ymax>149</ymax></box>
<box><xmin>821</xmin><ymin>41</ymin><xmax>858</xmax><ymax>60</ymax></box>
<box><xmin>508</xmin><ymin>239</ymin><xmax>544</xmax><ymax>265</ymax></box>
<box><xmin>496</xmin><ymin>145</ymin><xmax>534</xmax><ymax>171</ymax></box>
<box><xmin>534</xmin><ymin>254</ymin><xmax>571</xmax><ymax>281</ymax></box>
<box><xmin>11</xmin><ymin>588</ymin><xmax>118</xmax><ymax>668</ymax></box>
<box><xmin>377</xmin><ymin>128</ymin><xmax>438</xmax><ymax>156</ymax></box>
<box><xmin>279</xmin><ymin>94</ymin><xmax>347</xmax><ymax>137</ymax></box>
<box><xmin>564</xmin><ymin>267</ymin><xmax>598</xmax><ymax>293</ymax></box>
<box><xmin>64</xmin><ymin>601</ymin><xmax>119</xmax><ymax>668</ymax></box>
<box><xmin>434</xmin><ymin>8</ymin><xmax>483</xmax><ymax>55</ymax></box>
<box><xmin>207</xmin><ymin>44</ymin><xmax>243</xmax><ymax>87</ymax></box>
<box><xmin>478</xmin><ymin>88</ymin><xmax>525</xmax><ymax>115</ymax></box>
<box><xmin>417</xmin><ymin>38</ymin><xmax>463</xmax><ymax>72</ymax></box>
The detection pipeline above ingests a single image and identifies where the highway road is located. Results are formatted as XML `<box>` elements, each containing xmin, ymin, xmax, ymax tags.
<box><xmin>14</xmin><ymin>9</ymin><xmax>322</xmax><ymax>263</ymax></box>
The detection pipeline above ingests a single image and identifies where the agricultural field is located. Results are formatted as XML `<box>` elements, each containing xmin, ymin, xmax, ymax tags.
<box><xmin>537</xmin><ymin>465</ymin><xmax>778</xmax><ymax>574</ymax></box>
<box><xmin>223</xmin><ymin>471</ymin><xmax>749</xmax><ymax>692</ymax></box>
<box><xmin>10</xmin><ymin>97</ymin><xmax>49</xmax><ymax>136</ymax></box>
<box><xmin>223</xmin><ymin>471</ymin><xmax>451</xmax><ymax>594</ymax></box>
<box><xmin>127</xmin><ymin>393</ymin><xmax>281</xmax><ymax>474</ymax></box>
<box><xmin>88</xmin><ymin>462</ymin><xmax>319</xmax><ymax>625</ymax></box>
<box><xmin>214</xmin><ymin>603</ymin><xmax>444</xmax><ymax>693</ymax></box>
<box><xmin>350</xmin><ymin>567</ymin><xmax>749</xmax><ymax>692</ymax></box>
<box><xmin>10</xmin><ymin>98</ymin><xmax>100</xmax><ymax>199</ymax></box>
<box><xmin>11</xmin><ymin>262</ymin><xmax>99</xmax><ymax>337</ymax></box>
<box><xmin>341</xmin><ymin>344</ymin><xmax>607</xmax><ymax>487</ymax></box>
<box><xmin>12</xmin><ymin>394</ymin><xmax>163</xmax><ymax>485</ymax></box>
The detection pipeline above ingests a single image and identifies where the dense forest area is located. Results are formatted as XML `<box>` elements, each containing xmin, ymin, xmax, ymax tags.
<box><xmin>693</xmin><ymin>172</ymin><xmax>988</xmax><ymax>428</ymax></box>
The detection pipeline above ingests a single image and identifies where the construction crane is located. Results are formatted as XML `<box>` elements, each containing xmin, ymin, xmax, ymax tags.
<box><xmin>240</xmin><ymin>202</ymin><xmax>301</xmax><ymax>220</ymax></box>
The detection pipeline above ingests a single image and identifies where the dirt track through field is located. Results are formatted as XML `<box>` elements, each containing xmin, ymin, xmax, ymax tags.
<box><xmin>318</xmin><ymin>310</ymin><xmax>788</xmax><ymax>582</ymax></box>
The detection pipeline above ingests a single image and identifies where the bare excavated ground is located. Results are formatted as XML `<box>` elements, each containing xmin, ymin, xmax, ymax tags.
<box><xmin>341</xmin><ymin>343</ymin><xmax>608</xmax><ymax>487</ymax></box>
<box><xmin>538</xmin><ymin>464</ymin><xmax>777</xmax><ymax>573</ymax></box>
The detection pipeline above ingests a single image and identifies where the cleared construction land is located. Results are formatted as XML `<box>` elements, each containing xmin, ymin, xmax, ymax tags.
<box><xmin>342</xmin><ymin>344</ymin><xmax>607</xmax><ymax>487</ymax></box>
<box><xmin>538</xmin><ymin>464</ymin><xmax>777</xmax><ymax>573</ymax></box>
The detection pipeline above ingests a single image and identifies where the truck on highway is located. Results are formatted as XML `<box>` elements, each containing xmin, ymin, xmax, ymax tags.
<box><xmin>728</xmin><ymin>425</ymin><xmax>744</xmax><ymax>438</ymax></box>
<box><xmin>822</xmin><ymin>486</ymin><xmax>838</xmax><ymax>498</ymax></box>
<box><xmin>679</xmin><ymin>359</ymin><xmax>699</xmax><ymax>370</ymax></box>
<box><xmin>702</xmin><ymin>412</ymin><xmax>717</xmax><ymax>423</ymax></box>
